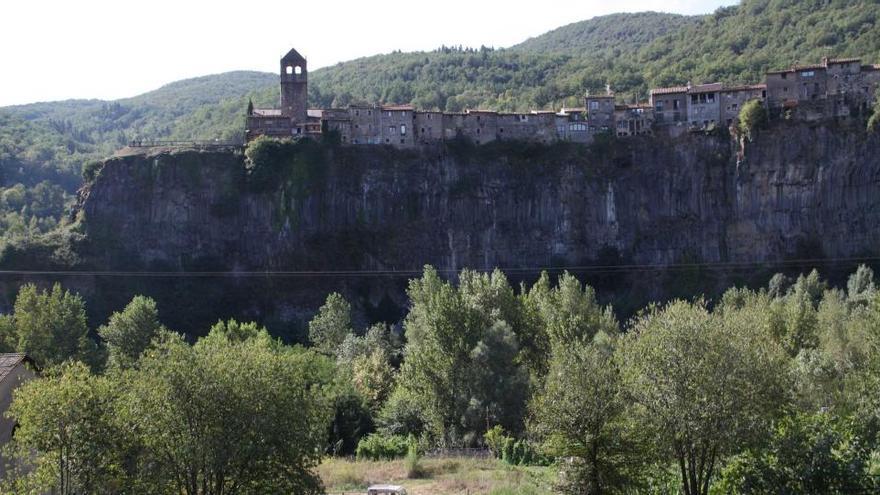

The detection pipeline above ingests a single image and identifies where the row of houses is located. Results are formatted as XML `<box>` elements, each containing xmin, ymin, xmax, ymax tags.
<box><xmin>245</xmin><ymin>49</ymin><xmax>880</xmax><ymax>147</ymax></box>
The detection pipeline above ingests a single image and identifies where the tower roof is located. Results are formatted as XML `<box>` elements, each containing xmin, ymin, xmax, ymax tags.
<box><xmin>281</xmin><ymin>48</ymin><xmax>307</xmax><ymax>63</ymax></box>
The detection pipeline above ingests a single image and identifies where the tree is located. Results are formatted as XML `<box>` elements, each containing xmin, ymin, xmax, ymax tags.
<box><xmin>4</xmin><ymin>362</ymin><xmax>123</xmax><ymax>495</ymax></box>
<box><xmin>738</xmin><ymin>99</ymin><xmax>767</xmax><ymax>141</ymax></box>
<box><xmin>308</xmin><ymin>292</ymin><xmax>353</xmax><ymax>355</ymax></box>
<box><xmin>0</xmin><ymin>314</ymin><xmax>14</xmax><ymax>353</ymax></box>
<box><xmin>397</xmin><ymin>266</ymin><xmax>528</xmax><ymax>444</ymax></box>
<box><xmin>717</xmin><ymin>412</ymin><xmax>879</xmax><ymax>494</ymax></box>
<box><xmin>10</xmin><ymin>283</ymin><xmax>97</xmax><ymax>368</ymax></box>
<box><xmin>118</xmin><ymin>329</ymin><xmax>333</xmax><ymax>495</ymax></box>
<box><xmin>618</xmin><ymin>300</ymin><xmax>788</xmax><ymax>495</ymax></box>
<box><xmin>846</xmin><ymin>264</ymin><xmax>876</xmax><ymax>306</ymax></box>
<box><xmin>97</xmin><ymin>295</ymin><xmax>165</xmax><ymax>369</ymax></box>
<box><xmin>530</xmin><ymin>337</ymin><xmax>639</xmax><ymax>494</ymax></box>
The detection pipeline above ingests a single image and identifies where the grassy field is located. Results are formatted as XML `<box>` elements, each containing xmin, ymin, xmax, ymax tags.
<box><xmin>318</xmin><ymin>456</ymin><xmax>555</xmax><ymax>495</ymax></box>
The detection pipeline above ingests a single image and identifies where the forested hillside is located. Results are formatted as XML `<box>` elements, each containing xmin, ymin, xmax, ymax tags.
<box><xmin>2</xmin><ymin>0</ymin><xmax>880</xmax><ymax>251</ymax></box>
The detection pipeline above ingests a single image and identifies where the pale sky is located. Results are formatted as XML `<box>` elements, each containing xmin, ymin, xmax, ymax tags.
<box><xmin>0</xmin><ymin>0</ymin><xmax>738</xmax><ymax>107</ymax></box>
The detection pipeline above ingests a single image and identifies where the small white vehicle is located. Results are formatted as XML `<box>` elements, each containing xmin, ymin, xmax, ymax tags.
<box><xmin>366</xmin><ymin>484</ymin><xmax>407</xmax><ymax>495</ymax></box>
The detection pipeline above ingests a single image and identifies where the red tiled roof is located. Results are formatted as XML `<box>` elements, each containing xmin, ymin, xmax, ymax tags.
<box><xmin>651</xmin><ymin>86</ymin><xmax>688</xmax><ymax>95</ymax></box>
<box><xmin>689</xmin><ymin>83</ymin><xmax>723</xmax><ymax>94</ymax></box>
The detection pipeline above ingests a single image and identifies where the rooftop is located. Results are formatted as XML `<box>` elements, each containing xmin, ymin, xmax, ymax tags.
<box><xmin>651</xmin><ymin>86</ymin><xmax>689</xmax><ymax>95</ymax></box>
<box><xmin>721</xmin><ymin>84</ymin><xmax>767</xmax><ymax>92</ymax></box>
<box><xmin>252</xmin><ymin>109</ymin><xmax>282</xmax><ymax>117</ymax></box>
<box><xmin>381</xmin><ymin>105</ymin><xmax>414</xmax><ymax>112</ymax></box>
<box><xmin>689</xmin><ymin>83</ymin><xmax>724</xmax><ymax>94</ymax></box>
<box><xmin>0</xmin><ymin>354</ymin><xmax>32</xmax><ymax>382</ymax></box>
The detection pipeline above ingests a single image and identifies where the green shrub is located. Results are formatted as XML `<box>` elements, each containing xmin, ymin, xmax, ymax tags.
<box><xmin>82</xmin><ymin>160</ymin><xmax>103</xmax><ymax>183</ymax></box>
<box><xmin>404</xmin><ymin>436</ymin><xmax>425</xmax><ymax>478</ymax></box>
<box><xmin>355</xmin><ymin>434</ymin><xmax>409</xmax><ymax>461</ymax></box>
<box><xmin>484</xmin><ymin>425</ymin><xmax>506</xmax><ymax>459</ymax></box>
<box><xmin>737</xmin><ymin>99</ymin><xmax>768</xmax><ymax>141</ymax></box>
<box><xmin>501</xmin><ymin>436</ymin><xmax>516</xmax><ymax>464</ymax></box>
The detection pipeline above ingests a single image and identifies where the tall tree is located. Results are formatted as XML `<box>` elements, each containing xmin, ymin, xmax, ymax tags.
<box><xmin>98</xmin><ymin>295</ymin><xmax>165</xmax><ymax>369</ymax></box>
<box><xmin>619</xmin><ymin>300</ymin><xmax>788</xmax><ymax>495</ymax></box>
<box><xmin>10</xmin><ymin>283</ymin><xmax>97</xmax><ymax>368</ymax></box>
<box><xmin>118</xmin><ymin>328</ymin><xmax>334</xmax><ymax>495</ymax></box>
<box><xmin>308</xmin><ymin>292</ymin><xmax>353</xmax><ymax>355</ymax></box>
<box><xmin>4</xmin><ymin>362</ymin><xmax>123</xmax><ymax>495</ymax></box>
<box><xmin>398</xmin><ymin>266</ymin><xmax>528</xmax><ymax>444</ymax></box>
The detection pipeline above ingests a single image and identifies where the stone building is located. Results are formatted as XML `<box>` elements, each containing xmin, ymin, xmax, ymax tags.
<box><xmin>687</xmin><ymin>83</ymin><xmax>723</xmax><ymax>129</ymax></box>
<box><xmin>555</xmin><ymin>108</ymin><xmax>590</xmax><ymax>143</ymax></box>
<box><xmin>585</xmin><ymin>93</ymin><xmax>616</xmax><ymax>133</ymax></box>
<box><xmin>720</xmin><ymin>84</ymin><xmax>767</xmax><ymax>126</ymax></box>
<box><xmin>614</xmin><ymin>104</ymin><xmax>654</xmax><ymax>137</ymax></box>
<box><xmin>0</xmin><ymin>354</ymin><xmax>36</xmax><ymax>479</ymax></box>
<box><xmin>650</xmin><ymin>87</ymin><xmax>688</xmax><ymax>125</ymax></box>
<box><xmin>246</xmin><ymin>49</ymin><xmax>314</xmax><ymax>141</ymax></box>
<box><xmin>414</xmin><ymin>111</ymin><xmax>444</xmax><ymax>143</ymax></box>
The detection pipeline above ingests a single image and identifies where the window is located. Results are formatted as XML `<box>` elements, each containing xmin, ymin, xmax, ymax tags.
<box><xmin>389</xmin><ymin>126</ymin><xmax>395</xmax><ymax>134</ymax></box>
<box><xmin>782</xmin><ymin>73</ymin><xmax>788</xmax><ymax>79</ymax></box>
<box><xmin>673</xmin><ymin>100</ymin><xmax>680</xmax><ymax>110</ymax></box>
<box><xmin>294</xmin><ymin>66</ymin><xmax>302</xmax><ymax>75</ymax></box>
<box><xmin>499</xmin><ymin>128</ymin><xmax>504</xmax><ymax>133</ymax></box>
<box><xmin>477</xmin><ymin>115</ymin><xmax>481</xmax><ymax>122</ymax></box>
<box><xmin>400</xmin><ymin>139</ymin><xmax>405</xmax><ymax>144</ymax></box>
<box><xmin>699</xmin><ymin>94</ymin><xmax>707</xmax><ymax>103</ymax></box>
<box><xmin>355</xmin><ymin>110</ymin><xmax>360</xmax><ymax>116</ymax></box>
<box><xmin>355</xmin><ymin>124</ymin><xmax>359</xmax><ymax>129</ymax></box>
<box><xmin>286</xmin><ymin>66</ymin><xmax>293</xmax><ymax>74</ymax></box>
<box><xmin>691</xmin><ymin>94</ymin><xmax>699</xmax><ymax>104</ymax></box>
<box><xmin>590</xmin><ymin>101</ymin><xmax>599</xmax><ymax>110</ymax></box>
<box><xmin>801</xmin><ymin>71</ymin><xmax>815</xmax><ymax>78</ymax></box>
<box><xmin>476</xmin><ymin>128</ymin><xmax>481</xmax><ymax>135</ymax></box>
<box><xmin>762</xmin><ymin>90</ymin><xmax>767</xmax><ymax>98</ymax></box>
<box><xmin>427</xmin><ymin>114</ymin><xmax>432</xmax><ymax>120</ymax></box>
<box><xmin>368</xmin><ymin>111</ymin><xmax>372</xmax><ymax>116</ymax></box>
<box><xmin>707</xmin><ymin>93</ymin><xmax>715</xmax><ymax>102</ymax></box>
<box><xmin>421</xmin><ymin>127</ymin><xmax>425</xmax><ymax>133</ymax></box>
<box><xmin>400</xmin><ymin>125</ymin><xmax>406</xmax><ymax>136</ymax></box>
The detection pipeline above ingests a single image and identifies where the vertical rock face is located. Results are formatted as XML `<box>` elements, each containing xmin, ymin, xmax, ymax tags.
<box><xmin>74</xmin><ymin>123</ymin><xmax>880</xmax><ymax>331</ymax></box>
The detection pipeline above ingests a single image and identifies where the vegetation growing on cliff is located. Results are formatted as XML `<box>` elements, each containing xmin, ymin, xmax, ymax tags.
<box><xmin>4</xmin><ymin>265</ymin><xmax>880</xmax><ymax>493</ymax></box>
<box><xmin>738</xmin><ymin>99</ymin><xmax>769</xmax><ymax>141</ymax></box>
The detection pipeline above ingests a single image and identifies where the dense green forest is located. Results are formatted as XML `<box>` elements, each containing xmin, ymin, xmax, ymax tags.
<box><xmin>3</xmin><ymin>265</ymin><xmax>880</xmax><ymax>494</ymax></box>
<box><xmin>2</xmin><ymin>0</ymin><xmax>880</xmax><ymax>249</ymax></box>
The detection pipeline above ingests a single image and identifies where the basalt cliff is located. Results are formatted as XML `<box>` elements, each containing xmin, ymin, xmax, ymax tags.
<box><xmin>16</xmin><ymin>121</ymin><xmax>880</xmax><ymax>336</ymax></box>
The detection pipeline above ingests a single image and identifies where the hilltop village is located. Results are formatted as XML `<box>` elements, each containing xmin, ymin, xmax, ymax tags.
<box><xmin>246</xmin><ymin>48</ymin><xmax>880</xmax><ymax>146</ymax></box>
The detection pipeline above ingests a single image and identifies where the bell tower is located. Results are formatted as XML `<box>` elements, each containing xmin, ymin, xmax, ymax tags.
<box><xmin>280</xmin><ymin>48</ymin><xmax>308</xmax><ymax>123</ymax></box>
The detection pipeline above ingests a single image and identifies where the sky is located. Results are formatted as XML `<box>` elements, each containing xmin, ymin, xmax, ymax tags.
<box><xmin>0</xmin><ymin>0</ymin><xmax>738</xmax><ymax>107</ymax></box>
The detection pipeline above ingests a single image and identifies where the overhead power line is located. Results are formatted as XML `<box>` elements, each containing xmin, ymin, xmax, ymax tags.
<box><xmin>0</xmin><ymin>256</ymin><xmax>877</xmax><ymax>278</ymax></box>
